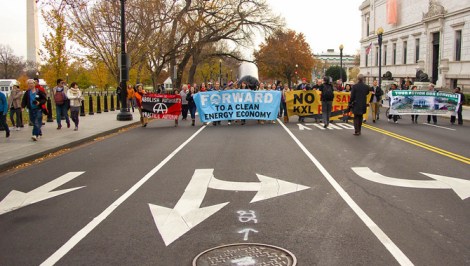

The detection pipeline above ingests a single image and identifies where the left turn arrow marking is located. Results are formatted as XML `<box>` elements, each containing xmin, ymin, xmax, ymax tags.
<box><xmin>0</xmin><ymin>172</ymin><xmax>86</xmax><ymax>215</ymax></box>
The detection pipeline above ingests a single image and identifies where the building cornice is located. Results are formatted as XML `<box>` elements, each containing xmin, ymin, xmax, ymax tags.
<box><xmin>359</xmin><ymin>0</ymin><xmax>370</xmax><ymax>11</ymax></box>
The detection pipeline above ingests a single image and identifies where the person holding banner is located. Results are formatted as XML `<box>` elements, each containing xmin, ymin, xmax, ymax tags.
<box><xmin>320</xmin><ymin>76</ymin><xmax>334</xmax><ymax>128</ymax></box>
<box><xmin>350</xmin><ymin>74</ymin><xmax>370</xmax><ymax>136</ymax></box>
<box><xmin>388</xmin><ymin>84</ymin><xmax>400</xmax><ymax>123</ymax></box>
<box><xmin>426</xmin><ymin>83</ymin><xmax>437</xmax><ymax>125</ymax></box>
<box><xmin>281</xmin><ymin>84</ymin><xmax>290</xmax><ymax>123</ymax></box>
<box><xmin>450</xmin><ymin>87</ymin><xmax>464</xmax><ymax>125</ymax></box>
<box><xmin>134</xmin><ymin>84</ymin><xmax>148</xmax><ymax>127</ymax></box>
<box><xmin>296</xmin><ymin>78</ymin><xmax>311</xmax><ymax>122</ymax></box>
<box><xmin>410</xmin><ymin>85</ymin><xmax>419</xmax><ymax>123</ymax></box>
<box><xmin>180</xmin><ymin>85</ymin><xmax>189</xmax><ymax>121</ymax></box>
<box><xmin>212</xmin><ymin>82</ymin><xmax>222</xmax><ymax>126</ymax></box>
<box><xmin>186</xmin><ymin>86</ymin><xmax>197</xmax><ymax>126</ymax></box>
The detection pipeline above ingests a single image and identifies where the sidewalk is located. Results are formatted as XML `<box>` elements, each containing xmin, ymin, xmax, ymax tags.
<box><xmin>0</xmin><ymin>111</ymin><xmax>139</xmax><ymax>171</ymax></box>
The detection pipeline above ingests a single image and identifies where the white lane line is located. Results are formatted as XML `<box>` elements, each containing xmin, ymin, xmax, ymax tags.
<box><xmin>422</xmin><ymin>123</ymin><xmax>456</xmax><ymax>131</ymax></box>
<box><xmin>278</xmin><ymin>119</ymin><xmax>414</xmax><ymax>266</ymax></box>
<box><xmin>41</xmin><ymin>126</ymin><xmax>207</xmax><ymax>266</ymax></box>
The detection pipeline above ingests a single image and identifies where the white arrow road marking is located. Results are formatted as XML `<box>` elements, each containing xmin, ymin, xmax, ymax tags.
<box><xmin>0</xmin><ymin>172</ymin><xmax>85</xmax><ymax>215</ymax></box>
<box><xmin>352</xmin><ymin>167</ymin><xmax>470</xmax><ymax>200</ymax></box>
<box><xmin>41</xmin><ymin>126</ymin><xmax>207</xmax><ymax>266</ymax></box>
<box><xmin>149</xmin><ymin>169</ymin><xmax>309</xmax><ymax>246</ymax></box>
<box><xmin>149</xmin><ymin>169</ymin><xmax>229</xmax><ymax>246</ymax></box>
<box><xmin>297</xmin><ymin>123</ymin><xmax>312</xmax><ymax>130</ymax></box>
<box><xmin>208</xmin><ymin>172</ymin><xmax>310</xmax><ymax>203</ymax></box>
<box><xmin>238</xmin><ymin>228</ymin><xmax>258</xmax><ymax>241</ymax></box>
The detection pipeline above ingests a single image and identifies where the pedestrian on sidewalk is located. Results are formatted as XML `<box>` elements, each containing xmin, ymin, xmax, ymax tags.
<box><xmin>7</xmin><ymin>84</ymin><xmax>22</xmax><ymax>131</ymax></box>
<box><xmin>350</xmin><ymin>74</ymin><xmax>370</xmax><ymax>136</ymax></box>
<box><xmin>21</xmin><ymin>79</ymin><xmax>47</xmax><ymax>141</ymax></box>
<box><xmin>66</xmin><ymin>82</ymin><xmax>82</xmax><ymax>131</ymax></box>
<box><xmin>53</xmin><ymin>79</ymin><xmax>70</xmax><ymax>129</ymax></box>
<box><xmin>127</xmin><ymin>84</ymin><xmax>135</xmax><ymax>113</ymax></box>
<box><xmin>450</xmin><ymin>87</ymin><xmax>464</xmax><ymax>125</ymax></box>
<box><xmin>134</xmin><ymin>84</ymin><xmax>148</xmax><ymax>127</ymax></box>
<box><xmin>0</xmin><ymin>90</ymin><xmax>10</xmax><ymax>138</ymax></box>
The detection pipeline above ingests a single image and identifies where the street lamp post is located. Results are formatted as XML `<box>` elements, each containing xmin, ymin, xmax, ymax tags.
<box><xmin>66</xmin><ymin>73</ymin><xmax>69</xmax><ymax>85</ymax></box>
<box><xmin>219</xmin><ymin>59</ymin><xmax>222</xmax><ymax>85</ymax></box>
<box><xmin>339</xmin><ymin>44</ymin><xmax>344</xmax><ymax>84</ymax></box>
<box><xmin>377</xmin><ymin>27</ymin><xmax>384</xmax><ymax>90</ymax></box>
<box><xmin>117</xmin><ymin>0</ymin><xmax>132</xmax><ymax>121</ymax></box>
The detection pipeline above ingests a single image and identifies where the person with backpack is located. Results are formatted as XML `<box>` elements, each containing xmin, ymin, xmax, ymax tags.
<box><xmin>52</xmin><ymin>78</ymin><xmax>70</xmax><ymax>129</ymax></box>
<box><xmin>320</xmin><ymin>76</ymin><xmax>334</xmax><ymax>128</ymax></box>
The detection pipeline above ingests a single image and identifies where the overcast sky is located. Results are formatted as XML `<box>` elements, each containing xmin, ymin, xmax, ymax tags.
<box><xmin>0</xmin><ymin>0</ymin><xmax>363</xmax><ymax>59</ymax></box>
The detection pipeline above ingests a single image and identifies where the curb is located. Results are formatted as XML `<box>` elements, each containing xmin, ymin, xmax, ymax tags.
<box><xmin>0</xmin><ymin>121</ymin><xmax>140</xmax><ymax>173</ymax></box>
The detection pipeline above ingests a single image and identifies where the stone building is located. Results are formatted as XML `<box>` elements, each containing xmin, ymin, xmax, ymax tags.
<box><xmin>359</xmin><ymin>0</ymin><xmax>469</xmax><ymax>91</ymax></box>
<box><xmin>315</xmin><ymin>49</ymin><xmax>356</xmax><ymax>81</ymax></box>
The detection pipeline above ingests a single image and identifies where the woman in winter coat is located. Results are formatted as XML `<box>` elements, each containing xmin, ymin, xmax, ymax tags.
<box><xmin>66</xmin><ymin>82</ymin><xmax>82</xmax><ymax>131</ymax></box>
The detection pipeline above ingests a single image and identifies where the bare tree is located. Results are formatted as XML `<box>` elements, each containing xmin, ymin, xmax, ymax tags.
<box><xmin>0</xmin><ymin>44</ymin><xmax>25</xmax><ymax>79</ymax></box>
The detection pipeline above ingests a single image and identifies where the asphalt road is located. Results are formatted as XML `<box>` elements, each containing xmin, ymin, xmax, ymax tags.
<box><xmin>0</xmin><ymin>116</ymin><xmax>469</xmax><ymax>266</ymax></box>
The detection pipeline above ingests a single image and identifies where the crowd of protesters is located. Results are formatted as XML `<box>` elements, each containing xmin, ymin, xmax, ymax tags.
<box><xmin>122</xmin><ymin>75</ymin><xmax>465</xmax><ymax>130</ymax></box>
<box><xmin>1</xmin><ymin>75</ymin><xmax>465</xmax><ymax>140</ymax></box>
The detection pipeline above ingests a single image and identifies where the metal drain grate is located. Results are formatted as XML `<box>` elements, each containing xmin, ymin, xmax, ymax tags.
<box><xmin>193</xmin><ymin>243</ymin><xmax>296</xmax><ymax>266</ymax></box>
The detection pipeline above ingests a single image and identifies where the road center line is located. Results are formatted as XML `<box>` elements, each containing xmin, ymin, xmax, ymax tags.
<box><xmin>363</xmin><ymin>124</ymin><xmax>470</xmax><ymax>164</ymax></box>
<box><xmin>41</xmin><ymin>126</ymin><xmax>207</xmax><ymax>266</ymax></box>
<box><xmin>278</xmin><ymin>119</ymin><xmax>413</xmax><ymax>266</ymax></box>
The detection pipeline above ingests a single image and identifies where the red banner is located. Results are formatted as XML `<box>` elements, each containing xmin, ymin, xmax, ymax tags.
<box><xmin>141</xmin><ymin>93</ymin><xmax>182</xmax><ymax>120</ymax></box>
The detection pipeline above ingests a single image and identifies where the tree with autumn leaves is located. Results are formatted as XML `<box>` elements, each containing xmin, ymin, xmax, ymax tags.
<box><xmin>254</xmin><ymin>29</ymin><xmax>317</xmax><ymax>88</ymax></box>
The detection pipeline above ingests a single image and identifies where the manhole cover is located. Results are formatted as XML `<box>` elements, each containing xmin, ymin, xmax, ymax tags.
<box><xmin>193</xmin><ymin>243</ymin><xmax>296</xmax><ymax>266</ymax></box>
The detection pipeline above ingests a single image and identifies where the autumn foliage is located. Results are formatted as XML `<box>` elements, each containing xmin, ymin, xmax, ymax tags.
<box><xmin>254</xmin><ymin>29</ymin><xmax>316</xmax><ymax>87</ymax></box>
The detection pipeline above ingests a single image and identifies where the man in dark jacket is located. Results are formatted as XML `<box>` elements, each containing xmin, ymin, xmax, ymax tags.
<box><xmin>320</xmin><ymin>76</ymin><xmax>334</xmax><ymax>128</ymax></box>
<box><xmin>349</xmin><ymin>74</ymin><xmax>370</xmax><ymax>135</ymax></box>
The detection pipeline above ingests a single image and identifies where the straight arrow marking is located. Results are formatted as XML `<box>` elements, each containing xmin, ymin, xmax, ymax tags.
<box><xmin>0</xmin><ymin>172</ymin><xmax>85</xmax><ymax>215</ymax></box>
<box><xmin>352</xmin><ymin>167</ymin><xmax>470</xmax><ymax>200</ymax></box>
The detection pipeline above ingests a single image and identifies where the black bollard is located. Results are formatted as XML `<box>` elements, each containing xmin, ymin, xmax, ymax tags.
<box><xmin>110</xmin><ymin>92</ymin><xmax>115</xmax><ymax>111</ymax></box>
<box><xmin>80</xmin><ymin>96</ymin><xmax>86</xmax><ymax>117</ymax></box>
<box><xmin>46</xmin><ymin>97</ymin><xmax>54</xmax><ymax>122</ymax></box>
<box><xmin>96</xmin><ymin>94</ymin><xmax>102</xmax><ymax>114</ymax></box>
<box><xmin>88</xmin><ymin>94</ymin><xmax>94</xmax><ymax>115</ymax></box>
<box><xmin>116</xmin><ymin>93</ymin><xmax>120</xmax><ymax>109</ymax></box>
<box><xmin>103</xmin><ymin>93</ymin><xmax>109</xmax><ymax>112</ymax></box>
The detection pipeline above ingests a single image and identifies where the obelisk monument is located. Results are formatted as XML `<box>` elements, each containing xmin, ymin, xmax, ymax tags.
<box><xmin>26</xmin><ymin>0</ymin><xmax>40</xmax><ymax>64</ymax></box>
